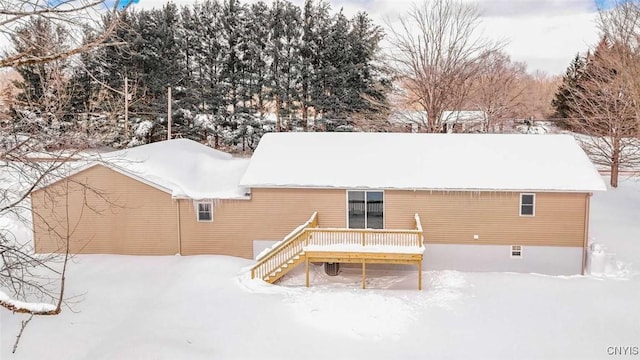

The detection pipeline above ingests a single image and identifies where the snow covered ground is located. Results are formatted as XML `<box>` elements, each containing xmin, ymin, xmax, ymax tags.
<box><xmin>1</xmin><ymin>177</ymin><xmax>639</xmax><ymax>359</ymax></box>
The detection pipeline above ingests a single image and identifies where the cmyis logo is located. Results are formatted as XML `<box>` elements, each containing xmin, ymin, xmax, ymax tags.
<box><xmin>607</xmin><ymin>346</ymin><xmax>639</xmax><ymax>356</ymax></box>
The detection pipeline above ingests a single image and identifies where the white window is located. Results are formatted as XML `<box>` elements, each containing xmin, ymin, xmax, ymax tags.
<box><xmin>511</xmin><ymin>245</ymin><xmax>523</xmax><ymax>258</ymax></box>
<box><xmin>196</xmin><ymin>201</ymin><xmax>213</xmax><ymax>222</ymax></box>
<box><xmin>519</xmin><ymin>193</ymin><xmax>535</xmax><ymax>216</ymax></box>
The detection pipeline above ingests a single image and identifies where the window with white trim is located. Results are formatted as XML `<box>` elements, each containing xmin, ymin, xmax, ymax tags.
<box><xmin>196</xmin><ymin>201</ymin><xmax>213</xmax><ymax>222</ymax></box>
<box><xmin>519</xmin><ymin>193</ymin><xmax>535</xmax><ymax>216</ymax></box>
<box><xmin>511</xmin><ymin>245</ymin><xmax>523</xmax><ymax>258</ymax></box>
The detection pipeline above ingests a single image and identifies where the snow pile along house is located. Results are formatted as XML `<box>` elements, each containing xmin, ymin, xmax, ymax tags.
<box><xmin>32</xmin><ymin>133</ymin><xmax>606</xmax><ymax>277</ymax></box>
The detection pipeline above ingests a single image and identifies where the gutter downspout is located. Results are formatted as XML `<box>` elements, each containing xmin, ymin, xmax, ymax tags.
<box><xmin>176</xmin><ymin>199</ymin><xmax>182</xmax><ymax>255</ymax></box>
<box><xmin>581</xmin><ymin>193</ymin><xmax>592</xmax><ymax>275</ymax></box>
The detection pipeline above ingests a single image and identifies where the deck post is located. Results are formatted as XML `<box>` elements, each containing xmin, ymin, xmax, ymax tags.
<box><xmin>362</xmin><ymin>259</ymin><xmax>366</xmax><ymax>289</ymax></box>
<box><xmin>418</xmin><ymin>260</ymin><xmax>422</xmax><ymax>291</ymax></box>
<box><xmin>305</xmin><ymin>257</ymin><xmax>310</xmax><ymax>288</ymax></box>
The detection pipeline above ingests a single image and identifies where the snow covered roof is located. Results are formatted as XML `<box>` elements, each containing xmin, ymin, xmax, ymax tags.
<box><xmin>388</xmin><ymin>110</ymin><xmax>487</xmax><ymax>125</ymax></box>
<box><xmin>388</xmin><ymin>110</ymin><xmax>427</xmax><ymax>124</ymax></box>
<box><xmin>441</xmin><ymin>111</ymin><xmax>486</xmax><ymax>124</ymax></box>
<box><xmin>86</xmin><ymin>139</ymin><xmax>250</xmax><ymax>200</ymax></box>
<box><xmin>240</xmin><ymin>132</ymin><xmax>607</xmax><ymax>192</ymax></box>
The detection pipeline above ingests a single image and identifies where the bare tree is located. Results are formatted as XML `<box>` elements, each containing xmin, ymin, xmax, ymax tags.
<box><xmin>387</xmin><ymin>0</ymin><xmax>502</xmax><ymax>132</ymax></box>
<box><xmin>597</xmin><ymin>0</ymin><xmax>640</xmax><ymax>125</ymax></box>
<box><xmin>565</xmin><ymin>2</ymin><xmax>640</xmax><ymax>188</ymax></box>
<box><xmin>566</xmin><ymin>41</ymin><xmax>640</xmax><ymax>187</ymax></box>
<box><xmin>1</xmin><ymin>0</ymin><xmax>124</xmax><ymax>68</ymax></box>
<box><xmin>1</xmin><ymin>137</ymin><xmax>128</xmax><ymax>352</ymax></box>
<box><xmin>520</xmin><ymin>70</ymin><xmax>561</xmax><ymax>121</ymax></box>
<box><xmin>0</xmin><ymin>0</ymin><xmax>128</xmax><ymax>351</ymax></box>
<box><xmin>466</xmin><ymin>50</ymin><xmax>527</xmax><ymax>132</ymax></box>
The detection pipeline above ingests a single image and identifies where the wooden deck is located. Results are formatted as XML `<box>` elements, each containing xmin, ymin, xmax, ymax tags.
<box><xmin>250</xmin><ymin>213</ymin><xmax>425</xmax><ymax>290</ymax></box>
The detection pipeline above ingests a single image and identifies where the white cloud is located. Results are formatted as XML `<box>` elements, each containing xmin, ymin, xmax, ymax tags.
<box><xmin>481</xmin><ymin>12</ymin><xmax>600</xmax><ymax>74</ymax></box>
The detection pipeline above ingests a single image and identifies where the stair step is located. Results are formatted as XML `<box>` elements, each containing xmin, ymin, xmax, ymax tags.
<box><xmin>261</xmin><ymin>251</ymin><xmax>307</xmax><ymax>283</ymax></box>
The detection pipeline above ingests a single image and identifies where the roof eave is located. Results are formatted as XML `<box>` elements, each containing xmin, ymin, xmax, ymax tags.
<box><xmin>239</xmin><ymin>184</ymin><xmax>607</xmax><ymax>193</ymax></box>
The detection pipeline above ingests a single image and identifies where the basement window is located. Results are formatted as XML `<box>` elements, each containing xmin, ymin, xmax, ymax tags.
<box><xmin>196</xmin><ymin>201</ymin><xmax>213</xmax><ymax>222</ymax></box>
<box><xmin>519</xmin><ymin>193</ymin><xmax>535</xmax><ymax>216</ymax></box>
<box><xmin>511</xmin><ymin>245</ymin><xmax>523</xmax><ymax>258</ymax></box>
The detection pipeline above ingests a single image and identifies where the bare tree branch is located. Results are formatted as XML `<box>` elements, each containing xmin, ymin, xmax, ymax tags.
<box><xmin>565</xmin><ymin>35</ymin><xmax>640</xmax><ymax>187</ymax></box>
<box><xmin>387</xmin><ymin>0</ymin><xmax>503</xmax><ymax>132</ymax></box>
<box><xmin>1</xmin><ymin>0</ymin><xmax>126</xmax><ymax>68</ymax></box>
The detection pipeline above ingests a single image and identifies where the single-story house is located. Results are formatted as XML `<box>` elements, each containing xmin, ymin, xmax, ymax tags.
<box><xmin>442</xmin><ymin>111</ymin><xmax>487</xmax><ymax>133</ymax></box>
<box><xmin>387</xmin><ymin>110</ymin><xmax>427</xmax><ymax>132</ymax></box>
<box><xmin>32</xmin><ymin>133</ymin><xmax>606</xmax><ymax>279</ymax></box>
<box><xmin>387</xmin><ymin>110</ymin><xmax>488</xmax><ymax>133</ymax></box>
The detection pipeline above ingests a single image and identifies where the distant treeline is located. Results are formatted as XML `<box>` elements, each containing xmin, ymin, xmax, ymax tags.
<box><xmin>8</xmin><ymin>0</ymin><xmax>390</xmax><ymax>149</ymax></box>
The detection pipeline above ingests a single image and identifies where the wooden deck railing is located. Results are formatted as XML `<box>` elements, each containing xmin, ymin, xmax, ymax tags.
<box><xmin>251</xmin><ymin>212</ymin><xmax>318</xmax><ymax>280</ymax></box>
<box><xmin>251</xmin><ymin>213</ymin><xmax>425</xmax><ymax>281</ymax></box>
<box><xmin>306</xmin><ymin>228</ymin><xmax>422</xmax><ymax>247</ymax></box>
<box><xmin>414</xmin><ymin>213</ymin><xmax>424</xmax><ymax>246</ymax></box>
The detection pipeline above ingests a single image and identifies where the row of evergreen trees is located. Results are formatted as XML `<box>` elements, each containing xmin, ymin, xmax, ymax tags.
<box><xmin>9</xmin><ymin>0</ymin><xmax>390</xmax><ymax>150</ymax></box>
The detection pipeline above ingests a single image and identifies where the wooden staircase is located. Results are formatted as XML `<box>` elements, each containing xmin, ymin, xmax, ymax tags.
<box><xmin>251</xmin><ymin>212</ymin><xmax>425</xmax><ymax>285</ymax></box>
<box><xmin>266</xmin><ymin>252</ymin><xmax>307</xmax><ymax>283</ymax></box>
<box><xmin>251</xmin><ymin>213</ymin><xmax>318</xmax><ymax>284</ymax></box>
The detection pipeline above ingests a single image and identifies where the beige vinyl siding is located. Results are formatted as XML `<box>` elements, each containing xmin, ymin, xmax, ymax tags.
<box><xmin>385</xmin><ymin>190</ymin><xmax>587</xmax><ymax>247</ymax></box>
<box><xmin>32</xmin><ymin>165</ymin><xmax>179</xmax><ymax>255</ymax></box>
<box><xmin>33</xmin><ymin>168</ymin><xmax>589</xmax><ymax>258</ymax></box>
<box><xmin>179</xmin><ymin>188</ymin><xmax>345</xmax><ymax>257</ymax></box>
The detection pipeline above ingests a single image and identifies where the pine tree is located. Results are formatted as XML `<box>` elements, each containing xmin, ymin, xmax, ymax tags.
<box><xmin>65</xmin><ymin>0</ymin><xmax>391</xmax><ymax>148</ymax></box>
<box><xmin>552</xmin><ymin>54</ymin><xmax>587</xmax><ymax>122</ymax></box>
<box><xmin>267</xmin><ymin>0</ymin><xmax>302</xmax><ymax>131</ymax></box>
<box><xmin>10</xmin><ymin>18</ymin><xmax>75</xmax><ymax>145</ymax></box>
<box><xmin>192</xmin><ymin>0</ymin><xmax>229</xmax><ymax>147</ymax></box>
<box><xmin>243</xmin><ymin>2</ymin><xmax>270</xmax><ymax>114</ymax></box>
<box><xmin>347</xmin><ymin>12</ymin><xmax>389</xmax><ymax>115</ymax></box>
<box><xmin>87</xmin><ymin>9</ymin><xmax>146</xmax><ymax>147</ymax></box>
<box><xmin>301</xmin><ymin>0</ymin><xmax>331</xmax><ymax>130</ymax></box>
<box><xmin>318</xmin><ymin>10</ymin><xmax>352</xmax><ymax>129</ymax></box>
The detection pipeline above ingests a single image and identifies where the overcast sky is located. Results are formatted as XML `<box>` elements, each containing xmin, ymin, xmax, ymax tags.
<box><xmin>131</xmin><ymin>0</ymin><xmax>607</xmax><ymax>75</ymax></box>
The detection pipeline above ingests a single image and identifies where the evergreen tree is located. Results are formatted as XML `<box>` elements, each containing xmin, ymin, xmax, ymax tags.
<box><xmin>10</xmin><ymin>18</ymin><xmax>74</xmax><ymax>143</ymax></box>
<box><xmin>300</xmin><ymin>0</ymin><xmax>331</xmax><ymax>129</ymax></box>
<box><xmin>192</xmin><ymin>0</ymin><xmax>228</xmax><ymax>147</ymax></box>
<box><xmin>552</xmin><ymin>54</ymin><xmax>587</xmax><ymax>122</ymax></box>
<box><xmin>267</xmin><ymin>0</ymin><xmax>302</xmax><ymax>131</ymax></box>
<box><xmin>346</xmin><ymin>12</ymin><xmax>389</xmax><ymax>114</ymax></box>
<box><xmin>64</xmin><ymin>0</ymin><xmax>391</xmax><ymax>148</ymax></box>
<box><xmin>86</xmin><ymin>9</ymin><xmax>146</xmax><ymax>146</ymax></box>
<box><xmin>244</xmin><ymin>2</ymin><xmax>270</xmax><ymax>114</ymax></box>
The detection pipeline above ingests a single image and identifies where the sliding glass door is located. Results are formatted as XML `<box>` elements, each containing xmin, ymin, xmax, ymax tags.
<box><xmin>347</xmin><ymin>190</ymin><xmax>384</xmax><ymax>229</ymax></box>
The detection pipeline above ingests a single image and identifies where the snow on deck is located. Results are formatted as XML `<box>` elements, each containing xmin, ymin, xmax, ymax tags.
<box><xmin>91</xmin><ymin>139</ymin><xmax>250</xmax><ymax>200</ymax></box>
<box><xmin>240</xmin><ymin>132</ymin><xmax>607</xmax><ymax>192</ymax></box>
<box><xmin>304</xmin><ymin>244</ymin><xmax>425</xmax><ymax>254</ymax></box>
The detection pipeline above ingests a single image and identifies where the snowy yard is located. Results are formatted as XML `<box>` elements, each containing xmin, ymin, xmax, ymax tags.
<box><xmin>1</xmin><ymin>177</ymin><xmax>640</xmax><ymax>359</ymax></box>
